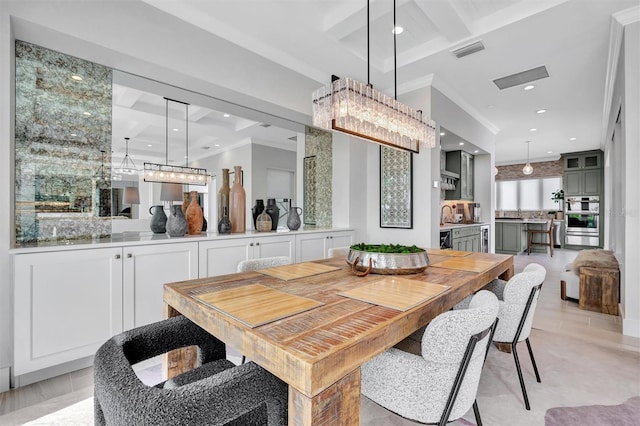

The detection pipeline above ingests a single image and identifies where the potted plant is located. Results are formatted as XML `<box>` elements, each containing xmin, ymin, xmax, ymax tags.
<box><xmin>551</xmin><ymin>189</ymin><xmax>564</xmax><ymax>220</ymax></box>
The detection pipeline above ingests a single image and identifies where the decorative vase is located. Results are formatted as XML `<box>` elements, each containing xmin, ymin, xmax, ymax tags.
<box><xmin>201</xmin><ymin>209</ymin><xmax>208</xmax><ymax>232</ymax></box>
<box><xmin>185</xmin><ymin>191</ymin><xmax>204</xmax><ymax>235</ymax></box>
<box><xmin>265</xmin><ymin>198</ymin><xmax>280</xmax><ymax>231</ymax></box>
<box><xmin>166</xmin><ymin>205</ymin><xmax>187</xmax><ymax>237</ymax></box>
<box><xmin>256</xmin><ymin>210</ymin><xmax>272</xmax><ymax>232</ymax></box>
<box><xmin>229</xmin><ymin>165</ymin><xmax>246</xmax><ymax>233</ymax></box>
<box><xmin>252</xmin><ymin>199</ymin><xmax>265</xmax><ymax>230</ymax></box>
<box><xmin>182</xmin><ymin>192</ymin><xmax>189</xmax><ymax>216</ymax></box>
<box><xmin>218</xmin><ymin>168</ymin><xmax>230</xmax><ymax>226</ymax></box>
<box><xmin>217</xmin><ymin>206</ymin><xmax>232</xmax><ymax>234</ymax></box>
<box><xmin>287</xmin><ymin>207</ymin><xmax>302</xmax><ymax>231</ymax></box>
<box><xmin>149</xmin><ymin>205</ymin><xmax>167</xmax><ymax>234</ymax></box>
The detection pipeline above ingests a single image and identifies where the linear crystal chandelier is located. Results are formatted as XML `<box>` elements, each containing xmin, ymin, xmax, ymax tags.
<box><xmin>312</xmin><ymin>1</ymin><xmax>436</xmax><ymax>153</ymax></box>
<box><xmin>144</xmin><ymin>98</ymin><xmax>211</xmax><ymax>186</ymax></box>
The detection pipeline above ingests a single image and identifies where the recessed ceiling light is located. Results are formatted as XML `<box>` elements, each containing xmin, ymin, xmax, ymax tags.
<box><xmin>173</xmin><ymin>128</ymin><xmax>179</xmax><ymax>132</ymax></box>
<box><xmin>569</xmin><ymin>137</ymin><xmax>577</xmax><ymax>141</ymax></box>
<box><xmin>523</xmin><ymin>85</ymin><xmax>535</xmax><ymax>91</ymax></box>
<box><xmin>71</xmin><ymin>75</ymin><xmax>83</xmax><ymax>81</ymax></box>
<box><xmin>547</xmin><ymin>151</ymin><xmax>553</xmax><ymax>154</ymax></box>
<box><xmin>214</xmin><ymin>144</ymin><xmax>220</xmax><ymax>147</ymax></box>
<box><xmin>474</xmin><ymin>150</ymin><xmax>479</xmax><ymax>153</ymax></box>
<box><xmin>459</xmin><ymin>142</ymin><xmax>464</xmax><ymax>146</ymax></box>
<box><xmin>529</xmin><ymin>128</ymin><xmax>537</xmax><ymax>132</ymax></box>
<box><xmin>223</xmin><ymin>113</ymin><xmax>230</xmax><ymax>118</ymax></box>
<box><xmin>147</xmin><ymin>144</ymin><xmax>153</xmax><ymax>147</ymax></box>
<box><xmin>440</xmin><ymin>132</ymin><xmax>445</xmax><ymax>136</ymax></box>
<box><xmin>82</xmin><ymin>112</ymin><xmax>91</xmax><ymax>116</ymax></box>
<box><xmin>536</xmin><ymin>109</ymin><xmax>546</xmax><ymax>114</ymax></box>
<box><xmin>392</xmin><ymin>26</ymin><xmax>404</xmax><ymax>35</ymax></box>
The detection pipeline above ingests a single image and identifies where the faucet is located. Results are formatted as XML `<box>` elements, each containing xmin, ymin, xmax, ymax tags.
<box><xmin>440</xmin><ymin>205</ymin><xmax>453</xmax><ymax>225</ymax></box>
<box><xmin>517</xmin><ymin>208</ymin><xmax>522</xmax><ymax>218</ymax></box>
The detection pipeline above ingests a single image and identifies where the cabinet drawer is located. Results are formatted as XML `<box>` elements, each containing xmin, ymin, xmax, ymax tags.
<box><xmin>452</xmin><ymin>226</ymin><xmax>480</xmax><ymax>238</ymax></box>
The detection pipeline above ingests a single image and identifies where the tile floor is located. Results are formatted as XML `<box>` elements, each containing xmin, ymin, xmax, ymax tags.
<box><xmin>0</xmin><ymin>249</ymin><xmax>638</xmax><ymax>425</ymax></box>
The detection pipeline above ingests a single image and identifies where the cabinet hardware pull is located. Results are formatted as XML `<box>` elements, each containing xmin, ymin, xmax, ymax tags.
<box><xmin>256</xmin><ymin>242</ymin><xmax>260</xmax><ymax>246</ymax></box>
<box><xmin>115</xmin><ymin>254</ymin><xmax>121</xmax><ymax>259</ymax></box>
<box><xmin>250</xmin><ymin>243</ymin><xmax>254</xmax><ymax>247</ymax></box>
<box><xmin>127</xmin><ymin>253</ymin><xmax>132</xmax><ymax>258</ymax></box>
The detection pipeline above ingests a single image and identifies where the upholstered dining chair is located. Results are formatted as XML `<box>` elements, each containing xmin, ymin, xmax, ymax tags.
<box><xmin>237</xmin><ymin>256</ymin><xmax>292</xmax><ymax>272</ymax></box>
<box><xmin>361</xmin><ymin>290</ymin><xmax>499</xmax><ymax>426</ymax></box>
<box><xmin>94</xmin><ymin>315</ymin><xmax>288</xmax><ymax>426</ymax></box>
<box><xmin>486</xmin><ymin>263</ymin><xmax>546</xmax><ymax>410</ymax></box>
<box><xmin>327</xmin><ymin>246</ymin><xmax>350</xmax><ymax>258</ymax></box>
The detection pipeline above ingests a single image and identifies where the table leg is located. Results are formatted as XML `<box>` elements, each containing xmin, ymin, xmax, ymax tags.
<box><xmin>163</xmin><ymin>303</ymin><xmax>197</xmax><ymax>380</ymax></box>
<box><xmin>289</xmin><ymin>368</ymin><xmax>361</xmax><ymax>426</ymax></box>
<box><xmin>499</xmin><ymin>264</ymin><xmax>514</xmax><ymax>281</ymax></box>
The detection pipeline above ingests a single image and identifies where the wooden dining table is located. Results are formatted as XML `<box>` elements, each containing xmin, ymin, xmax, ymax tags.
<box><xmin>163</xmin><ymin>249</ymin><xmax>513</xmax><ymax>425</ymax></box>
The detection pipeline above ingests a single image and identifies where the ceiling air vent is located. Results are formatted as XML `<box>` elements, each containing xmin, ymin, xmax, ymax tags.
<box><xmin>493</xmin><ymin>65</ymin><xmax>549</xmax><ymax>90</ymax></box>
<box><xmin>259</xmin><ymin>123</ymin><xmax>271</xmax><ymax>128</ymax></box>
<box><xmin>288</xmin><ymin>136</ymin><xmax>297</xmax><ymax>141</ymax></box>
<box><xmin>451</xmin><ymin>41</ymin><xmax>485</xmax><ymax>59</ymax></box>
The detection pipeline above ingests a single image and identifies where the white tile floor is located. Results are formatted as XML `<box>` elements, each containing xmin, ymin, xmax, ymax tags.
<box><xmin>1</xmin><ymin>249</ymin><xmax>639</xmax><ymax>425</ymax></box>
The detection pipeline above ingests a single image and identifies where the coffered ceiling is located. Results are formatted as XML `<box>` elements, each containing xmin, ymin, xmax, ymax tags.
<box><xmin>141</xmin><ymin>0</ymin><xmax>638</xmax><ymax>164</ymax></box>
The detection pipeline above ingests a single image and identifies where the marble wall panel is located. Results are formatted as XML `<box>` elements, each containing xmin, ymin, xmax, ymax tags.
<box><xmin>304</xmin><ymin>127</ymin><xmax>332</xmax><ymax>227</ymax></box>
<box><xmin>15</xmin><ymin>41</ymin><xmax>113</xmax><ymax>244</ymax></box>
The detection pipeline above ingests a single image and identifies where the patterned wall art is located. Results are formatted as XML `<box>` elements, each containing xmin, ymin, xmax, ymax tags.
<box><xmin>304</xmin><ymin>126</ymin><xmax>332</xmax><ymax>227</ymax></box>
<box><xmin>303</xmin><ymin>156</ymin><xmax>317</xmax><ymax>225</ymax></box>
<box><xmin>380</xmin><ymin>146</ymin><xmax>413</xmax><ymax>229</ymax></box>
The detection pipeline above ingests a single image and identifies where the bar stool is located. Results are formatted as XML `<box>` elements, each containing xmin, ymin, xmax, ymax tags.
<box><xmin>527</xmin><ymin>218</ymin><xmax>554</xmax><ymax>256</ymax></box>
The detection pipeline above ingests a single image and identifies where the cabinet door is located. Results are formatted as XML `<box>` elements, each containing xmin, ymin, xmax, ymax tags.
<box><xmin>501</xmin><ymin>223</ymin><xmax>522</xmax><ymax>253</ymax></box>
<box><xmin>494</xmin><ymin>223</ymin><xmax>503</xmax><ymax>251</ymax></box>
<box><xmin>564</xmin><ymin>155</ymin><xmax>582</xmax><ymax>170</ymax></box>
<box><xmin>253</xmin><ymin>234</ymin><xmax>294</xmax><ymax>260</ymax></box>
<box><xmin>199</xmin><ymin>238</ymin><xmax>252</xmax><ymax>278</ymax></box>
<box><xmin>329</xmin><ymin>231</ymin><xmax>354</xmax><ymax>251</ymax></box>
<box><xmin>13</xmin><ymin>248</ymin><xmax>123</xmax><ymax>376</ymax></box>
<box><xmin>581</xmin><ymin>153</ymin><xmax>601</xmax><ymax>169</ymax></box>
<box><xmin>295</xmin><ymin>233</ymin><xmax>328</xmax><ymax>262</ymax></box>
<box><xmin>564</xmin><ymin>171</ymin><xmax>582</xmax><ymax>195</ymax></box>
<box><xmin>582</xmin><ymin>170</ymin><xmax>601</xmax><ymax>195</ymax></box>
<box><xmin>471</xmin><ymin>234</ymin><xmax>481</xmax><ymax>252</ymax></box>
<box><xmin>123</xmin><ymin>242</ymin><xmax>198</xmax><ymax>330</ymax></box>
<box><xmin>463</xmin><ymin>153</ymin><xmax>474</xmax><ymax>200</ymax></box>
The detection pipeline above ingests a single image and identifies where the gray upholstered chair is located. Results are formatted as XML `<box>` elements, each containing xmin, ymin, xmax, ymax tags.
<box><xmin>94</xmin><ymin>315</ymin><xmax>287</xmax><ymax>426</ymax></box>
<box><xmin>361</xmin><ymin>290</ymin><xmax>499</xmax><ymax>426</ymax></box>
<box><xmin>237</xmin><ymin>256</ymin><xmax>291</xmax><ymax>272</ymax></box>
<box><xmin>327</xmin><ymin>246</ymin><xmax>350</xmax><ymax>258</ymax></box>
<box><xmin>486</xmin><ymin>263</ymin><xmax>546</xmax><ymax>410</ymax></box>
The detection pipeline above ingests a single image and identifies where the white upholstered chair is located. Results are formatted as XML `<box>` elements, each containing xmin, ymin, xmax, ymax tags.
<box><xmin>361</xmin><ymin>290</ymin><xmax>499</xmax><ymax>426</ymax></box>
<box><xmin>327</xmin><ymin>246</ymin><xmax>350</xmax><ymax>258</ymax></box>
<box><xmin>237</xmin><ymin>256</ymin><xmax>292</xmax><ymax>272</ymax></box>
<box><xmin>485</xmin><ymin>263</ymin><xmax>546</xmax><ymax>410</ymax></box>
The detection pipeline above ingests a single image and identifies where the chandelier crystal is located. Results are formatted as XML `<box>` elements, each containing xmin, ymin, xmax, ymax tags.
<box><xmin>312</xmin><ymin>77</ymin><xmax>436</xmax><ymax>152</ymax></box>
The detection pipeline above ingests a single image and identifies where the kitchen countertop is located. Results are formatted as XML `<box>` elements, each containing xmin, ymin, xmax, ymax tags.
<box><xmin>494</xmin><ymin>218</ymin><xmax>562</xmax><ymax>223</ymax></box>
<box><xmin>440</xmin><ymin>222</ymin><xmax>487</xmax><ymax>230</ymax></box>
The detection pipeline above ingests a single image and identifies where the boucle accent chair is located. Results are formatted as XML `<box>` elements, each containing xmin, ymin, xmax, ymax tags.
<box><xmin>486</xmin><ymin>263</ymin><xmax>546</xmax><ymax>411</ymax></box>
<box><xmin>361</xmin><ymin>290</ymin><xmax>499</xmax><ymax>426</ymax></box>
<box><xmin>237</xmin><ymin>256</ymin><xmax>291</xmax><ymax>272</ymax></box>
<box><xmin>94</xmin><ymin>315</ymin><xmax>288</xmax><ymax>426</ymax></box>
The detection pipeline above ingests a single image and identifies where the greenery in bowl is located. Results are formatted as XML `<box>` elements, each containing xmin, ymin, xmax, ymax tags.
<box><xmin>349</xmin><ymin>243</ymin><xmax>425</xmax><ymax>254</ymax></box>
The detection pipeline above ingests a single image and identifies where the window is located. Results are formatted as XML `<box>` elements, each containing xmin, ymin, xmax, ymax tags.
<box><xmin>495</xmin><ymin>177</ymin><xmax>562</xmax><ymax>211</ymax></box>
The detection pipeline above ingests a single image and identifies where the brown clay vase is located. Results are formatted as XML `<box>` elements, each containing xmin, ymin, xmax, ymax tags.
<box><xmin>229</xmin><ymin>165</ymin><xmax>246</xmax><ymax>233</ymax></box>
<box><xmin>185</xmin><ymin>191</ymin><xmax>204</xmax><ymax>235</ymax></box>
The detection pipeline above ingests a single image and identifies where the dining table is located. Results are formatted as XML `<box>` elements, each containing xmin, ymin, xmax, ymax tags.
<box><xmin>163</xmin><ymin>248</ymin><xmax>513</xmax><ymax>425</ymax></box>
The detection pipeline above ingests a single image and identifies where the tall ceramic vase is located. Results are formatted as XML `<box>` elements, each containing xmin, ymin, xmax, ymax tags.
<box><xmin>166</xmin><ymin>205</ymin><xmax>187</xmax><ymax>237</ymax></box>
<box><xmin>265</xmin><ymin>199</ymin><xmax>280</xmax><ymax>231</ymax></box>
<box><xmin>229</xmin><ymin>165</ymin><xmax>246</xmax><ymax>233</ymax></box>
<box><xmin>185</xmin><ymin>191</ymin><xmax>204</xmax><ymax>235</ymax></box>
<box><xmin>252</xmin><ymin>199</ymin><xmax>265</xmax><ymax>230</ymax></box>
<box><xmin>149</xmin><ymin>205</ymin><xmax>167</xmax><ymax>233</ymax></box>
<box><xmin>287</xmin><ymin>207</ymin><xmax>302</xmax><ymax>231</ymax></box>
<box><xmin>218</xmin><ymin>168</ymin><xmax>230</xmax><ymax>225</ymax></box>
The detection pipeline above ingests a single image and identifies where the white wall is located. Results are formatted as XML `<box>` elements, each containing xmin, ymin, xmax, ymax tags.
<box><xmin>251</xmin><ymin>144</ymin><xmax>297</xmax><ymax>206</ymax></box>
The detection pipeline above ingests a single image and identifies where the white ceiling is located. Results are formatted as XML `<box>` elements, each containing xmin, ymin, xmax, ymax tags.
<box><xmin>140</xmin><ymin>0</ymin><xmax>638</xmax><ymax>165</ymax></box>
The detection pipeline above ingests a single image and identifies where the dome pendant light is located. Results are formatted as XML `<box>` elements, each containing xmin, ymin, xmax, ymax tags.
<box><xmin>523</xmin><ymin>141</ymin><xmax>534</xmax><ymax>175</ymax></box>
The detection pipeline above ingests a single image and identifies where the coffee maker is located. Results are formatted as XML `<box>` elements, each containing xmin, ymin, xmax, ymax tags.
<box><xmin>471</xmin><ymin>203</ymin><xmax>481</xmax><ymax>222</ymax></box>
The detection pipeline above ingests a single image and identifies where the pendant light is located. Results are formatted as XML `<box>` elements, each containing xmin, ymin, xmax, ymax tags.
<box><xmin>311</xmin><ymin>0</ymin><xmax>436</xmax><ymax>152</ymax></box>
<box><xmin>523</xmin><ymin>141</ymin><xmax>534</xmax><ymax>175</ymax></box>
<box><xmin>144</xmin><ymin>97</ymin><xmax>211</xmax><ymax>186</ymax></box>
<box><xmin>115</xmin><ymin>137</ymin><xmax>139</xmax><ymax>175</ymax></box>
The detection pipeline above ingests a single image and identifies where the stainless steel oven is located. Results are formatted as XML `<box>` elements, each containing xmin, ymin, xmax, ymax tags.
<box><xmin>565</xmin><ymin>196</ymin><xmax>600</xmax><ymax>247</ymax></box>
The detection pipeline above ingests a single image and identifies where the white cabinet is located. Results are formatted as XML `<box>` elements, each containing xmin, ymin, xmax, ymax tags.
<box><xmin>295</xmin><ymin>231</ymin><xmax>354</xmax><ymax>262</ymax></box>
<box><xmin>123</xmin><ymin>242</ymin><xmax>198</xmax><ymax>330</ymax></box>
<box><xmin>13</xmin><ymin>247</ymin><xmax>123</xmax><ymax>376</ymax></box>
<box><xmin>199</xmin><ymin>234</ymin><xmax>294</xmax><ymax>278</ymax></box>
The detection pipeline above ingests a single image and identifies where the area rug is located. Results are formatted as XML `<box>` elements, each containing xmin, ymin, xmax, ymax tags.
<box><xmin>23</xmin><ymin>397</ymin><xmax>93</xmax><ymax>426</ymax></box>
<box><xmin>545</xmin><ymin>396</ymin><xmax>640</xmax><ymax>426</ymax></box>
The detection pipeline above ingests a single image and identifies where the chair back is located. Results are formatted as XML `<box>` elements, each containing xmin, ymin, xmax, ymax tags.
<box><xmin>495</xmin><ymin>265</ymin><xmax>546</xmax><ymax>343</ymax></box>
<box><xmin>421</xmin><ymin>290</ymin><xmax>499</xmax><ymax>421</ymax></box>
<box><xmin>237</xmin><ymin>256</ymin><xmax>291</xmax><ymax>272</ymax></box>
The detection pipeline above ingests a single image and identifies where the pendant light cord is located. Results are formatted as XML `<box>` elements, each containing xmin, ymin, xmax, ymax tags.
<box><xmin>165</xmin><ymin>98</ymin><xmax>169</xmax><ymax>165</ymax></box>
<box><xmin>185</xmin><ymin>103</ymin><xmax>189</xmax><ymax>167</ymax></box>
<box><xmin>367</xmin><ymin>0</ymin><xmax>370</xmax><ymax>87</ymax></box>
<box><xmin>393</xmin><ymin>0</ymin><xmax>397</xmax><ymax>100</ymax></box>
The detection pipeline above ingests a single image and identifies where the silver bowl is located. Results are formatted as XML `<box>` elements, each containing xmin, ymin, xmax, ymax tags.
<box><xmin>346</xmin><ymin>248</ymin><xmax>430</xmax><ymax>275</ymax></box>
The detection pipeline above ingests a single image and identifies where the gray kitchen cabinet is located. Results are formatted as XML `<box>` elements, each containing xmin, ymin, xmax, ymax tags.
<box><xmin>495</xmin><ymin>222</ymin><xmax>527</xmax><ymax>254</ymax></box>
<box><xmin>563</xmin><ymin>151</ymin><xmax>602</xmax><ymax>170</ymax></box>
<box><xmin>495</xmin><ymin>222</ymin><xmax>503</xmax><ymax>252</ymax></box>
<box><xmin>445</xmin><ymin>151</ymin><xmax>474</xmax><ymax>201</ymax></box>
<box><xmin>451</xmin><ymin>226</ymin><xmax>480</xmax><ymax>252</ymax></box>
<box><xmin>564</xmin><ymin>169</ymin><xmax>601</xmax><ymax>196</ymax></box>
